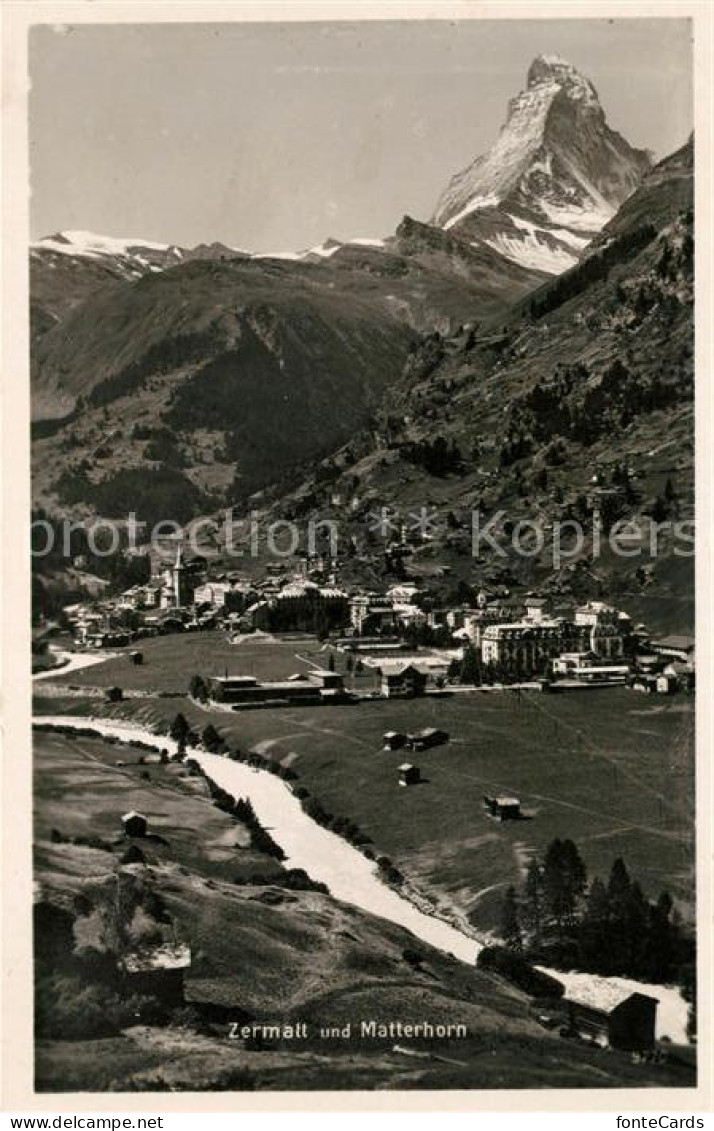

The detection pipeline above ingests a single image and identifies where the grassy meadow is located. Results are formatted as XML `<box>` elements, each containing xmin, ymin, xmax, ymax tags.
<box><xmin>36</xmin><ymin>637</ymin><xmax>695</xmax><ymax>935</ymax></box>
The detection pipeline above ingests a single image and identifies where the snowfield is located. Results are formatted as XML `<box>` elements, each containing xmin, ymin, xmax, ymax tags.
<box><xmin>32</xmin><ymin>230</ymin><xmax>179</xmax><ymax>259</ymax></box>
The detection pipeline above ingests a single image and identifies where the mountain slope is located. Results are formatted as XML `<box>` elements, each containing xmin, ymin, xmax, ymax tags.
<box><xmin>30</xmin><ymin>228</ymin><xmax>548</xmax><ymax>511</ymax></box>
<box><xmin>30</xmin><ymin>55</ymin><xmax>658</xmax><ymax>521</ymax></box>
<box><xmin>30</xmin><ymin>231</ymin><xmax>187</xmax><ymax>346</ymax></box>
<box><xmin>432</xmin><ymin>55</ymin><xmax>652</xmax><ymax>274</ymax></box>
<box><xmin>30</xmin><ymin>257</ymin><xmax>418</xmax><ymax>513</ymax></box>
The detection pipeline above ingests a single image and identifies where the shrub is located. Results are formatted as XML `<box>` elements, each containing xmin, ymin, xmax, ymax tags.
<box><xmin>34</xmin><ymin>974</ymin><xmax>141</xmax><ymax>1040</ymax></box>
<box><xmin>476</xmin><ymin>946</ymin><xmax>564</xmax><ymax>999</ymax></box>
<box><xmin>402</xmin><ymin>948</ymin><xmax>425</xmax><ymax>968</ymax></box>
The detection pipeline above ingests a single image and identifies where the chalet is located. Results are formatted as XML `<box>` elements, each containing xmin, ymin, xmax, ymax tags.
<box><xmin>399</xmin><ymin>763</ymin><xmax>421</xmax><ymax>787</ymax></box>
<box><xmin>650</xmin><ymin>635</ymin><xmax>695</xmax><ymax>665</ymax></box>
<box><xmin>629</xmin><ymin>675</ymin><xmax>657</xmax><ymax>694</ymax></box>
<box><xmin>383</xmin><ymin>730</ymin><xmax>407</xmax><ymax>751</ymax></box>
<box><xmin>407</xmin><ymin>727</ymin><xmax>449</xmax><ymax>751</ymax></box>
<box><xmin>306</xmin><ymin>669</ymin><xmax>345</xmax><ymax>692</ymax></box>
<box><xmin>386</xmin><ymin>583</ymin><xmax>425</xmax><ymax>605</ymax></box>
<box><xmin>564</xmin><ymin>981</ymin><xmax>657</xmax><ymax>1051</ymax></box>
<box><xmin>381</xmin><ymin>664</ymin><xmax>428</xmax><ymax>700</ymax></box>
<box><xmin>429</xmin><ymin>607</ymin><xmax>463</xmax><ymax>631</ymax></box>
<box><xmin>118</xmin><ymin>942</ymin><xmax>192</xmax><ymax>1006</ymax></box>
<box><xmin>122</xmin><ymin>811</ymin><xmax>148</xmax><ymax>838</ymax></box>
<box><xmin>524</xmin><ymin>595</ymin><xmax>552</xmax><ymax>624</ymax></box>
<box><xmin>393</xmin><ymin>604</ymin><xmax>429</xmax><ymax>629</ymax></box>
<box><xmin>483</xmin><ymin>795</ymin><xmax>521</xmax><ymax>821</ymax></box>
<box><xmin>655</xmin><ymin>673</ymin><xmax>678</xmax><ymax>695</ymax></box>
<box><xmin>663</xmin><ymin>660</ymin><xmax>695</xmax><ymax>692</ymax></box>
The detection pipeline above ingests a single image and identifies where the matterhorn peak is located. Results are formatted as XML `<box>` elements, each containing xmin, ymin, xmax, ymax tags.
<box><xmin>431</xmin><ymin>55</ymin><xmax>651</xmax><ymax>273</ymax></box>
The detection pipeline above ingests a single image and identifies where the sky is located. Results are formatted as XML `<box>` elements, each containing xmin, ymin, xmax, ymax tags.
<box><xmin>29</xmin><ymin>18</ymin><xmax>693</xmax><ymax>253</ymax></box>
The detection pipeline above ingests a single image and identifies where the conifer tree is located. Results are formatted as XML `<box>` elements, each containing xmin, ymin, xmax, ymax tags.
<box><xmin>500</xmin><ymin>886</ymin><xmax>522</xmax><ymax>953</ymax></box>
<box><xmin>522</xmin><ymin>858</ymin><xmax>544</xmax><ymax>945</ymax></box>
<box><xmin>578</xmin><ymin>876</ymin><xmax>611</xmax><ymax>971</ymax></box>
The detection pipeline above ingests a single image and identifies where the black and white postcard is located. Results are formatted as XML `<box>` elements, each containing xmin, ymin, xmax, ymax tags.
<box><xmin>1</xmin><ymin>0</ymin><xmax>711</xmax><ymax>1114</ymax></box>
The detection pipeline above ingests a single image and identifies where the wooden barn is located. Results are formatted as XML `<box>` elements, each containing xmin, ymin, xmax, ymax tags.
<box><xmin>407</xmin><ymin>727</ymin><xmax>449</xmax><ymax>751</ymax></box>
<box><xmin>383</xmin><ymin>730</ymin><xmax>407</xmax><ymax>751</ymax></box>
<box><xmin>121</xmin><ymin>810</ymin><xmax>148</xmax><ymax>838</ymax></box>
<box><xmin>381</xmin><ymin>664</ymin><xmax>428</xmax><ymax>700</ymax></box>
<box><xmin>118</xmin><ymin>942</ymin><xmax>192</xmax><ymax>1006</ymax></box>
<box><xmin>483</xmin><ymin>795</ymin><xmax>521</xmax><ymax>821</ymax></box>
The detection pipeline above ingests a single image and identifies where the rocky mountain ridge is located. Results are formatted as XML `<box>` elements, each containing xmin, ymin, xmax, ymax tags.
<box><xmin>30</xmin><ymin>55</ymin><xmax>665</xmax><ymax>536</ymax></box>
<box><xmin>258</xmin><ymin>138</ymin><xmax>693</xmax><ymax>627</ymax></box>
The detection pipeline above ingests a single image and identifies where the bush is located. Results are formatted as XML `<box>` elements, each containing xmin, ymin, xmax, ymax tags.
<box><xmin>402</xmin><ymin>948</ymin><xmax>426</xmax><ymax>968</ymax></box>
<box><xmin>34</xmin><ymin>974</ymin><xmax>143</xmax><ymax>1039</ymax></box>
<box><xmin>476</xmin><ymin>946</ymin><xmax>564</xmax><ymax>999</ymax></box>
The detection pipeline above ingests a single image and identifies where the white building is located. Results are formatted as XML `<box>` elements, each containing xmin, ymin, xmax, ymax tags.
<box><xmin>481</xmin><ymin>618</ymin><xmax>573</xmax><ymax>674</ymax></box>
<box><xmin>194</xmin><ymin>581</ymin><xmax>238</xmax><ymax>608</ymax></box>
<box><xmin>553</xmin><ymin>652</ymin><xmax>630</xmax><ymax>683</ymax></box>
<box><xmin>574</xmin><ymin>601</ymin><xmax>628</xmax><ymax>659</ymax></box>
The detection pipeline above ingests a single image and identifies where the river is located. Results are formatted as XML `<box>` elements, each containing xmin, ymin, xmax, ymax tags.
<box><xmin>33</xmin><ymin>713</ymin><xmax>690</xmax><ymax>1042</ymax></box>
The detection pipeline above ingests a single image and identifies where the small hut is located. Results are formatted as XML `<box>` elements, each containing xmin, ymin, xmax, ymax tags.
<box><xmin>399</xmin><ymin>763</ymin><xmax>421</xmax><ymax>787</ymax></box>
<box><xmin>564</xmin><ymin>981</ymin><xmax>658</xmax><ymax>1051</ymax></box>
<box><xmin>407</xmin><ymin>727</ymin><xmax>449</xmax><ymax>751</ymax></box>
<box><xmin>118</xmin><ymin>942</ymin><xmax>191</xmax><ymax>1006</ymax></box>
<box><xmin>483</xmin><ymin>795</ymin><xmax>521</xmax><ymax>821</ymax></box>
<box><xmin>383</xmin><ymin>730</ymin><xmax>407</xmax><ymax>751</ymax></box>
<box><xmin>121</xmin><ymin>810</ymin><xmax>148</xmax><ymax>838</ymax></box>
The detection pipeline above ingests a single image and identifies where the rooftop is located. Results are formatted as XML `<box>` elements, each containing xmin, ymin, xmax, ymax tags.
<box><xmin>120</xmin><ymin>943</ymin><xmax>192</xmax><ymax>974</ymax></box>
<box><xmin>653</xmin><ymin>635</ymin><xmax>695</xmax><ymax>652</ymax></box>
<box><xmin>559</xmin><ymin>973</ymin><xmax>658</xmax><ymax>1014</ymax></box>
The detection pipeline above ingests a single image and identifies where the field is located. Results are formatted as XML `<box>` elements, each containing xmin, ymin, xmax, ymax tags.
<box><xmin>36</xmin><ymin>636</ymin><xmax>695</xmax><ymax>935</ymax></box>
<box><xmin>33</xmin><ymin>730</ymin><xmax>284</xmax><ymax>885</ymax></box>
<box><xmin>50</xmin><ymin>631</ymin><xmax>382</xmax><ymax>696</ymax></box>
<box><xmin>194</xmin><ymin>688</ymin><xmax>695</xmax><ymax>932</ymax></box>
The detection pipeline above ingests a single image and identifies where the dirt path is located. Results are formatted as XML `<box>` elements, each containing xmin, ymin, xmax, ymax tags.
<box><xmin>33</xmin><ymin>650</ymin><xmax>113</xmax><ymax>681</ymax></box>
